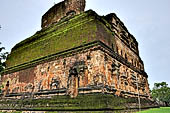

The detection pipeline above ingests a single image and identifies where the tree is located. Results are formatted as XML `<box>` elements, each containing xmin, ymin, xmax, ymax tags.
<box><xmin>0</xmin><ymin>42</ymin><xmax>8</xmax><ymax>93</ymax></box>
<box><xmin>151</xmin><ymin>82</ymin><xmax>170</xmax><ymax>106</ymax></box>
<box><xmin>0</xmin><ymin>42</ymin><xmax>8</xmax><ymax>73</ymax></box>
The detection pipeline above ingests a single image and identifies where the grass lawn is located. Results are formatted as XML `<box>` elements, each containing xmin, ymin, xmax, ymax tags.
<box><xmin>1</xmin><ymin>107</ymin><xmax>170</xmax><ymax>113</ymax></box>
<box><xmin>137</xmin><ymin>107</ymin><xmax>170</xmax><ymax>113</ymax></box>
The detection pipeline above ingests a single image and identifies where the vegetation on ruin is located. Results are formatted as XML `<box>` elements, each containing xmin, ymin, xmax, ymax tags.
<box><xmin>5</xmin><ymin>10</ymin><xmax>114</xmax><ymax>70</ymax></box>
<box><xmin>0</xmin><ymin>94</ymin><xmax>155</xmax><ymax>111</ymax></box>
<box><xmin>151</xmin><ymin>82</ymin><xmax>170</xmax><ymax>106</ymax></box>
<box><xmin>6</xmin><ymin>10</ymin><xmax>98</xmax><ymax>68</ymax></box>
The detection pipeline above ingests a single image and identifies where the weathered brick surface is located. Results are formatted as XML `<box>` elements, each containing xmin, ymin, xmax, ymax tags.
<box><xmin>1</xmin><ymin>0</ymin><xmax>150</xmax><ymax>101</ymax></box>
<box><xmin>41</xmin><ymin>0</ymin><xmax>86</xmax><ymax>28</ymax></box>
<box><xmin>1</xmin><ymin>46</ymin><xmax>150</xmax><ymax>98</ymax></box>
<box><xmin>105</xmin><ymin>13</ymin><xmax>145</xmax><ymax>71</ymax></box>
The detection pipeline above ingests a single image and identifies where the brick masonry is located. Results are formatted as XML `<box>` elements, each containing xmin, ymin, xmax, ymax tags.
<box><xmin>1</xmin><ymin>0</ymin><xmax>150</xmax><ymax>100</ymax></box>
<box><xmin>1</xmin><ymin>45</ymin><xmax>150</xmax><ymax>98</ymax></box>
<box><xmin>41</xmin><ymin>0</ymin><xmax>86</xmax><ymax>28</ymax></box>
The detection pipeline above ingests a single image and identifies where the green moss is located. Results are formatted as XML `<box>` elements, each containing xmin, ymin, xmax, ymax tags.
<box><xmin>5</xmin><ymin>9</ymin><xmax>116</xmax><ymax>70</ymax></box>
<box><xmin>2</xmin><ymin>41</ymin><xmax>99</xmax><ymax>74</ymax></box>
<box><xmin>0</xmin><ymin>93</ymin><xmax>155</xmax><ymax>111</ymax></box>
<box><xmin>6</xmin><ymin>10</ymin><xmax>99</xmax><ymax>68</ymax></box>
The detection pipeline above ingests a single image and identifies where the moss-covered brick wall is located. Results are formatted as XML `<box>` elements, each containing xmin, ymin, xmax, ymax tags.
<box><xmin>2</xmin><ymin>43</ymin><xmax>150</xmax><ymax>98</ymax></box>
<box><xmin>0</xmin><ymin>94</ymin><xmax>158</xmax><ymax>111</ymax></box>
<box><xmin>6</xmin><ymin>10</ymin><xmax>114</xmax><ymax>68</ymax></box>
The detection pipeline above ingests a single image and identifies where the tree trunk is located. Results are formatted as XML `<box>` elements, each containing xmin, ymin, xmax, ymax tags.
<box><xmin>165</xmin><ymin>101</ymin><xmax>168</xmax><ymax>107</ymax></box>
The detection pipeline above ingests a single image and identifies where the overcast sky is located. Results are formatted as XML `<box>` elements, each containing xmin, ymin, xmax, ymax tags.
<box><xmin>0</xmin><ymin>0</ymin><xmax>170</xmax><ymax>88</ymax></box>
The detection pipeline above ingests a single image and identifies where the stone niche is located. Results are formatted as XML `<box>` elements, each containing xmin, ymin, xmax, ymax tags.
<box><xmin>41</xmin><ymin>0</ymin><xmax>86</xmax><ymax>28</ymax></box>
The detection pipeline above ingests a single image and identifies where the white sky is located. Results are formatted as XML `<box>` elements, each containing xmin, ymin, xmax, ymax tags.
<box><xmin>0</xmin><ymin>0</ymin><xmax>170</xmax><ymax>89</ymax></box>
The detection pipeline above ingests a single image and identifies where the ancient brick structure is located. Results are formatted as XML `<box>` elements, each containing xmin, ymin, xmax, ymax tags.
<box><xmin>0</xmin><ymin>0</ymin><xmax>155</xmax><ymax>111</ymax></box>
<box><xmin>41</xmin><ymin>0</ymin><xmax>86</xmax><ymax>28</ymax></box>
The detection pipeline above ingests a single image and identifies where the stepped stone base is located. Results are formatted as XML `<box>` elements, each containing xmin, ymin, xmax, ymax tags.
<box><xmin>0</xmin><ymin>93</ymin><xmax>158</xmax><ymax>112</ymax></box>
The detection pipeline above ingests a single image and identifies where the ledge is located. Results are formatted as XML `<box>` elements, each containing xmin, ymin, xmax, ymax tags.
<box><xmin>0</xmin><ymin>92</ymin><xmax>158</xmax><ymax>111</ymax></box>
<box><xmin>2</xmin><ymin>40</ymin><xmax>147</xmax><ymax>79</ymax></box>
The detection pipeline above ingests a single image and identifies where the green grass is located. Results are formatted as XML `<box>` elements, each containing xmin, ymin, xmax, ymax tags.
<box><xmin>47</xmin><ymin>111</ymin><xmax>132</xmax><ymax>113</ymax></box>
<box><xmin>0</xmin><ymin>111</ymin><xmax>22</xmax><ymax>113</ymax></box>
<box><xmin>137</xmin><ymin>107</ymin><xmax>170</xmax><ymax>113</ymax></box>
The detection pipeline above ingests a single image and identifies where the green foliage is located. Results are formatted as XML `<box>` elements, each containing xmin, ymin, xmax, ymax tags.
<box><xmin>151</xmin><ymin>82</ymin><xmax>170</xmax><ymax>106</ymax></box>
<box><xmin>0</xmin><ymin>42</ymin><xmax>8</xmax><ymax>73</ymax></box>
<box><xmin>0</xmin><ymin>42</ymin><xmax>8</xmax><ymax>92</ymax></box>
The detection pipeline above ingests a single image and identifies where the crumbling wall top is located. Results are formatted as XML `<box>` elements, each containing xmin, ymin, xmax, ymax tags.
<box><xmin>41</xmin><ymin>0</ymin><xmax>86</xmax><ymax>28</ymax></box>
<box><xmin>104</xmin><ymin>13</ymin><xmax>139</xmax><ymax>55</ymax></box>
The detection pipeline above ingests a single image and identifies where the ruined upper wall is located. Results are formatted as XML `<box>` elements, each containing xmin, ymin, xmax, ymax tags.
<box><xmin>104</xmin><ymin>13</ymin><xmax>139</xmax><ymax>55</ymax></box>
<box><xmin>41</xmin><ymin>0</ymin><xmax>86</xmax><ymax>28</ymax></box>
<box><xmin>104</xmin><ymin>13</ymin><xmax>144</xmax><ymax>71</ymax></box>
